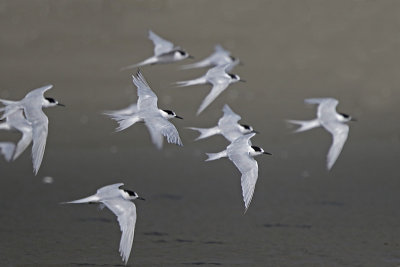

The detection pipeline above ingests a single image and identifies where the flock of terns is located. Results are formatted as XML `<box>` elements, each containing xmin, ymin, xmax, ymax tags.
<box><xmin>0</xmin><ymin>30</ymin><xmax>355</xmax><ymax>265</ymax></box>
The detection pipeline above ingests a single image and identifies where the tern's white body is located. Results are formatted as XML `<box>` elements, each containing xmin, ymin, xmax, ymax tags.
<box><xmin>0</xmin><ymin>85</ymin><xmax>62</xmax><ymax>174</ymax></box>
<box><xmin>287</xmin><ymin>98</ymin><xmax>353</xmax><ymax>170</ymax></box>
<box><xmin>188</xmin><ymin>104</ymin><xmax>255</xmax><ymax>142</ymax></box>
<box><xmin>121</xmin><ymin>30</ymin><xmax>190</xmax><ymax>70</ymax></box>
<box><xmin>63</xmin><ymin>183</ymin><xmax>144</xmax><ymax>265</ymax></box>
<box><xmin>205</xmin><ymin>133</ymin><xmax>270</xmax><ymax>212</ymax></box>
<box><xmin>107</xmin><ymin>70</ymin><xmax>183</xmax><ymax>149</ymax></box>
<box><xmin>176</xmin><ymin>63</ymin><xmax>242</xmax><ymax>115</ymax></box>
<box><xmin>181</xmin><ymin>44</ymin><xmax>239</xmax><ymax>71</ymax></box>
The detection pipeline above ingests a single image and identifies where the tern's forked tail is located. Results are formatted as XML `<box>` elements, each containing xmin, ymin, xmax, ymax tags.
<box><xmin>61</xmin><ymin>194</ymin><xmax>100</xmax><ymax>204</ymax></box>
<box><xmin>110</xmin><ymin>114</ymin><xmax>141</xmax><ymax>132</ymax></box>
<box><xmin>287</xmin><ymin>119</ymin><xmax>320</xmax><ymax>133</ymax></box>
<box><xmin>205</xmin><ymin>150</ymin><xmax>228</xmax><ymax>161</ymax></box>
<box><xmin>187</xmin><ymin>126</ymin><xmax>220</xmax><ymax>141</ymax></box>
<box><xmin>175</xmin><ymin>76</ymin><xmax>207</xmax><ymax>87</ymax></box>
<box><xmin>180</xmin><ymin>60</ymin><xmax>210</xmax><ymax>70</ymax></box>
<box><xmin>120</xmin><ymin>57</ymin><xmax>157</xmax><ymax>71</ymax></box>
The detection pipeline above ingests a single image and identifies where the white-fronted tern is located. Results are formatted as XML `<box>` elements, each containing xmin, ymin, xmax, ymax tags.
<box><xmin>0</xmin><ymin>85</ymin><xmax>64</xmax><ymax>174</ymax></box>
<box><xmin>287</xmin><ymin>98</ymin><xmax>355</xmax><ymax>170</ymax></box>
<box><xmin>121</xmin><ymin>30</ymin><xmax>192</xmax><ymax>70</ymax></box>
<box><xmin>107</xmin><ymin>70</ymin><xmax>183</xmax><ymax>149</ymax></box>
<box><xmin>181</xmin><ymin>44</ymin><xmax>239</xmax><ymax>71</ymax></box>
<box><xmin>188</xmin><ymin>104</ymin><xmax>257</xmax><ymax>142</ymax></box>
<box><xmin>206</xmin><ymin>133</ymin><xmax>271</xmax><ymax>212</ymax></box>
<box><xmin>62</xmin><ymin>183</ymin><xmax>145</xmax><ymax>265</ymax></box>
<box><xmin>176</xmin><ymin>63</ymin><xmax>244</xmax><ymax>115</ymax></box>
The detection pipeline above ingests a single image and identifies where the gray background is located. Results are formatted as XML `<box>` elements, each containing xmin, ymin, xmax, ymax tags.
<box><xmin>0</xmin><ymin>1</ymin><xmax>399</xmax><ymax>266</ymax></box>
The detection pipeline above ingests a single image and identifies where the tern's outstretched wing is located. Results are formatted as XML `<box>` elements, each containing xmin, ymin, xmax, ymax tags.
<box><xmin>8</xmin><ymin>110</ymin><xmax>33</xmax><ymax>160</ymax></box>
<box><xmin>227</xmin><ymin>133</ymin><xmax>257</xmax><ymax>212</ymax></box>
<box><xmin>30</xmin><ymin>112</ymin><xmax>48</xmax><ymax>175</ymax></box>
<box><xmin>97</xmin><ymin>183</ymin><xmax>124</xmax><ymax>195</ymax></box>
<box><xmin>149</xmin><ymin>30</ymin><xmax>174</xmax><ymax>56</ymax></box>
<box><xmin>218</xmin><ymin>104</ymin><xmax>242</xmax><ymax>141</ymax></box>
<box><xmin>197</xmin><ymin>80</ymin><xmax>230</xmax><ymax>115</ymax></box>
<box><xmin>13</xmin><ymin>125</ymin><xmax>33</xmax><ymax>160</ymax></box>
<box><xmin>304</xmin><ymin>98</ymin><xmax>338</xmax><ymax>120</ymax></box>
<box><xmin>324</xmin><ymin>122</ymin><xmax>349</xmax><ymax>170</ymax></box>
<box><xmin>24</xmin><ymin>84</ymin><xmax>53</xmax><ymax>99</ymax></box>
<box><xmin>145</xmin><ymin>116</ymin><xmax>183</xmax><ymax>149</ymax></box>
<box><xmin>103</xmin><ymin>199</ymin><xmax>137</xmax><ymax>265</ymax></box>
<box><xmin>134</xmin><ymin>70</ymin><xmax>158</xmax><ymax>111</ymax></box>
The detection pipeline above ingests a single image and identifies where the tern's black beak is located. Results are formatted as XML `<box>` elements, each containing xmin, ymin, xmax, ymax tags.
<box><xmin>239</xmin><ymin>79</ymin><xmax>246</xmax><ymax>82</ymax></box>
<box><xmin>175</xmin><ymin>115</ymin><xmax>183</xmax><ymax>120</ymax></box>
<box><xmin>350</xmin><ymin>118</ymin><xmax>357</xmax><ymax>122</ymax></box>
<box><xmin>252</xmin><ymin>130</ymin><xmax>260</xmax><ymax>134</ymax></box>
<box><xmin>57</xmin><ymin>103</ymin><xmax>65</xmax><ymax>107</ymax></box>
<box><xmin>137</xmin><ymin>197</ymin><xmax>145</xmax><ymax>201</ymax></box>
<box><xmin>188</xmin><ymin>55</ymin><xmax>195</xmax><ymax>59</ymax></box>
<box><xmin>263</xmin><ymin>152</ymin><xmax>272</xmax><ymax>155</ymax></box>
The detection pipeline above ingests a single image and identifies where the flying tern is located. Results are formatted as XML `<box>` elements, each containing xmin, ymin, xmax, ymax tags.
<box><xmin>176</xmin><ymin>63</ymin><xmax>244</xmax><ymax>115</ymax></box>
<box><xmin>107</xmin><ymin>70</ymin><xmax>183</xmax><ymax>149</ymax></box>
<box><xmin>0</xmin><ymin>84</ymin><xmax>64</xmax><ymax>174</ymax></box>
<box><xmin>287</xmin><ymin>98</ymin><xmax>355</xmax><ymax>170</ymax></box>
<box><xmin>181</xmin><ymin>44</ymin><xmax>240</xmax><ymax>71</ymax></box>
<box><xmin>62</xmin><ymin>183</ymin><xmax>145</xmax><ymax>265</ymax></box>
<box><xmin>188</xmin><ymin>104</ymin><xmax>257</xmax><ymax>142</ymax></box>
<box><xmin>121</xmin><ymin>30</ymin><xmax>192</xmax><ymax>70</ymax></box>
<box><xmin>206</xmin><ymin>133</ymin><xmax>271</xmax><ymax>212</ymax></box>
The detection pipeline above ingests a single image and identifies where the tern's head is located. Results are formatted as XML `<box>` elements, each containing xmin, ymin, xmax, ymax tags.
<box><xmin>174</xmin><ymin>50</ymin><xmax>192</xmax><ymax>60</ymax></box>
<box><xmin>122</xmin><ymin>189</ymin><xmax>145</xmax><ymax>201</ymax></box>
<box><xmin>338</xmin><ymin>112</ymin><xmax>355</xmax><ymax>122</ymax></box>
<box><xmin>44</xmin><ymin>97</ymin><xmax>65</xmax><ymax>108</ymax></box>
<box><xmin>250</xmin><ymin>146</ymin><xmax>272</xmax><ymax>157</ymax></box>
<box><xmin>239</xmin><ymin>124</ymin><xmax>258</xmax><ymax>134</ymax></box>
<box><xmin>161</xmin><ymin>109</ymin><xmax>183</xmax><ymax>120</ymax></box>
<box><xmin>228</xmin><ymin>73</ymin><xmax>245</xmax><ymax>83</ymax></box>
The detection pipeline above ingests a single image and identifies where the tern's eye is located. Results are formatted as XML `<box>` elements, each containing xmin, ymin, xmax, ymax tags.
<box><xmin>251</xmin><ymin>146</ymin><xmax>262</xmax><ymax>152</ymax></box>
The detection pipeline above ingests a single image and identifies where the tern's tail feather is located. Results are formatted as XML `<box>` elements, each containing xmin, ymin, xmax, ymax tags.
<box><xmin>110</xmin><ymin>114</ymin><xmax>141</xmax><ymax>132</ymax></box>
<box><xmin>205</xmin><ymin>150</ymin><xmax>228</xmax><ymax>161</ymax></box>
<box><xmin>180</xmin><ymin>60</ymin><xmax>210</xmax><ymax>70</ymax></box>
<box><xmin>0</xmin><ymin>142</ymin><xmax>15</xmax><ymax>162</ymax></box>
<box><xmin>175</xmin><ymin>76</ymin><xmax>207</xmax><ymax>87</ymax></box>
<box><xmin>187</xmin><ymin>126</ymin><xmax>220</xmax><ymax>141</ymax></box>
<box><xmin>287</xmin><ymin>119</ymin><xmax>320</xmax><ymax>133</ymax></box>
<box><xmin>120</xmin><ymin>57</ymin><xmax>157</xmax><ymax>71</ymax></box>
<box><xmin>61</xmin><ymin>194</ymin><xmax>100</xmax><ymax>204</ymax></box>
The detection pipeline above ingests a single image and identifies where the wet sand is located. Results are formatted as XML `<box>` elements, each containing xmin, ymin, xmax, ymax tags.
<box><xmin>1</xmin><ymin>1</ymin><xmax>400</xmax><ymax>266</ymax></box>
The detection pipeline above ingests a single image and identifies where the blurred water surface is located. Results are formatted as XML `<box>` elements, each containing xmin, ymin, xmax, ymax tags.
<box><xmin>0</xmin><ymin>1</ymin><xmax>399</xmax><ymax>266</ymax></box>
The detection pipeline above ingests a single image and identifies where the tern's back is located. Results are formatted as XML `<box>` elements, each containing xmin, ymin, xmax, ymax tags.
<box><xmin>96</xmin><ymin>183</ymin><xmax>124</xmax><ymax>200</ymax></box>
